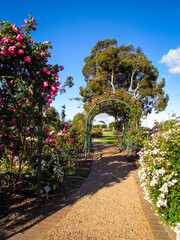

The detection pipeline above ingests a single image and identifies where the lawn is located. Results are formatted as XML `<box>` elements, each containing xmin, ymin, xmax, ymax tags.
<box><xmin>96</xmin><ymin>131</ymin><xmax>118</xmax><ymax>145</ymax></box>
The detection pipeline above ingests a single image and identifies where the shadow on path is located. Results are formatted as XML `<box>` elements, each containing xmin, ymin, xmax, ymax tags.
<box><xmin>66</xmin><ymin>138</ymin><xmax>137</xmax><ymax>203</ymax></box>
<box><xmin>0</xmin><ymin>138</ymin><xmax>137</xmax><ymax>240</ymax></box>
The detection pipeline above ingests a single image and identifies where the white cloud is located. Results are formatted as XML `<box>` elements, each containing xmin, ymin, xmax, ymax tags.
<box><xmin>160</xmin><ymin>47</ymin><xmax>180</xmax><ymax>74</ymax></box>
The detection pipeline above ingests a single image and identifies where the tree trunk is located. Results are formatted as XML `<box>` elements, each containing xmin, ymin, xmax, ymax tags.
<box><xmin>111</xmin><ymin>69</ymin><xmax>116</xmax><ymax>93</ymax></box>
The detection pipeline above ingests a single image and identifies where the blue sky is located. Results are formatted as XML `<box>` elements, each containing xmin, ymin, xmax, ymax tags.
<box><xmin>1</xmin><ymin>0</ymin><xmax>180</xmax><ymax>128</ymax></box>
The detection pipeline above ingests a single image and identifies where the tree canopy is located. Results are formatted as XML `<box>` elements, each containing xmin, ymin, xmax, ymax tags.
<box><xmin>80</xmin><ymin>39</ymin><xmax>169</xmax><ymax>114</ymax></box>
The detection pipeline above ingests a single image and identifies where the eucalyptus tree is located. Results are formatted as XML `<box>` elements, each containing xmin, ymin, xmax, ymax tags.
<box><xmin>80</xmin><ymin>39</ymin><xmax>168</xmax><ymax>114</ymax></box>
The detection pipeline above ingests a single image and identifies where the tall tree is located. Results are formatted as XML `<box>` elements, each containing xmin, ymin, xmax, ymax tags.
<box><xmin>80</xmin><ymin>39</ymin><xmax>169</xmax><ymax>114</ymax></box>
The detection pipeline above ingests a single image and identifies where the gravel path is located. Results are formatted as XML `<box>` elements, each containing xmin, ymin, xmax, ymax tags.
<box><xmin>42</xmin><ymin>139</ymin><xmax>154</xmax><ymax>240</ymax></box>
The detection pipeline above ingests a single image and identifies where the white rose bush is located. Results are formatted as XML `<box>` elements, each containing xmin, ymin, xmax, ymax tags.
<box><xmin>138</xmin><ymin>118</ymin><xmax>180</xmax><ymax>239</ymax></box>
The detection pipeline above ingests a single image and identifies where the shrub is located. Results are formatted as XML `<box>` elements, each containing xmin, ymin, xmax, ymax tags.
<box><xmin>138</xmin><ymin>118</ymin><xmax>180</xmax><ymax>239</ymax></box>
<box><xmin>91</xmin><ymin>129</ymin><xmax>103</xmax><ymax>137</ymax></box>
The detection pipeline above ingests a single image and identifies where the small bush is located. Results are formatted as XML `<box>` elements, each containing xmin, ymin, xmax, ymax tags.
<box><xmin>91</xmin><ymin>129</ymin><xmax>103</xmax><ymax>137</ymax></box>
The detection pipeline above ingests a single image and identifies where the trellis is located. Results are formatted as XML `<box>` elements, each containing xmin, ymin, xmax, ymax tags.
<box><xmin>85</xmin><ymin>99</ymin><xmax>136</xmax><ymax>160</ymax></box>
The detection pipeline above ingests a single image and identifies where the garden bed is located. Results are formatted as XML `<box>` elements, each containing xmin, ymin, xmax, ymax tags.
<box><xmin>0</xmin><ymin>158</ymin><xmax>92</xmax><ymax>233</ymax></box>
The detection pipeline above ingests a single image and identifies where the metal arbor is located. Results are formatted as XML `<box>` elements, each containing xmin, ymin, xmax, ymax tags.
<box><xmin>84</xmin><ymin>99</ymin><xmax>133</xmax><ymax>160</ymax></box>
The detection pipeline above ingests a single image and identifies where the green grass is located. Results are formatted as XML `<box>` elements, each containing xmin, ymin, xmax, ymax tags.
<box><xmin>65</xmin><ymin>169</ymin><xmax>90</xmax><ymax>178</ymax></box>
<box><xmin>96</xmin><ymin>131</ymin><xmax>118</xmax><ymax>145</ymax></box>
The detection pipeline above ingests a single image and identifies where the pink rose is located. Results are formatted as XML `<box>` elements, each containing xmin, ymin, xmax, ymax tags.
<box><xmin>56</xmin><ymin>82</ymin><xmax>61</xmax><ymax>87</ymax></box>
<box><xmin>55</xmin><ymin>75</ymin><xmax>59</xmax><ymax>80</ymax></box>
<box><xmin>16</xmin><ymin>34</ymin><xmax>24</xmax><ymax>41</ymax></box>
<box><xmin>26</xmin><ymin>130</ymin><xmax>31</xmax><ymax>135</ymax></box>
<box><xmin>1</xmin><ymin>46</ymin><xmax>7</xmax><ymax>53</ymax></box>
<box><xmin>12</xmin><ymin>24</ymin><xmax>19</xmax><ymax>33</ymax></box>
<box><xmin>24</xmin><ymin>56</ymin><xmax>31</xmax><ymax>62</ymax></box>
<box><xmin>43</xmin><ymin>81</ymin><xmax>48</xmax><ymax>87</ymax></box>
<box><xmin>47</xmin><ymin>99</ymin><xmax>52</xmax><ymax>103</ymax></box>
<box><xmin>0</xmin><ymin>144</ymin><xmax>4</xmax><ymax>151</ymax></box>
<box><xmin>43</xmin><ymin>67</ymin><xmax>48</xmax><ymax>72</ymax></box>
<box><xmin>9</xmin><ymin>133</ymin><xmax>13</xmax><ymax>138</ymax></box>
<box><xmin>51</xmin><ymin>133</ymin><xmax>56</xmax><ymax>139</ymax></box>
<box><xmin>17</xmin><ymin>49</ymin><xmax>24</xmax><ymax>55</ymax></box>
<box><xmin>45</xmin><ymin>138</ymin><xmax>50</xmax><ymax>143</ymax></box>
<box><xmin>44</xmin><ymin>126</ymin><xmax>49</xmax><ymax>131</ymax></box>
<box><xmin>40</xmin><ymin>51</ymin><xmax>45</xmax><ymax>56</ymax></box>
<box><xmin>13</xmin><ymin>156</ymin><xmax>19</xmax><ymax>162</ymax></box>
<box><xmin>31</xmin><ymin>17</ymin><xmax>36</xmax><ymax>23</ymax></box>
<box><xmin>8</xmin><ymin>46</ymin><xmax>16</xmax><ymax>55</ymax></box>
<box><xmin>30</xmin><ymin>38</ymin><xmax>34</xmax><ymax>44</ymax></box>
<box><xmin>50</xmin><ymin>85</ymin><xmax>56</xmax><ymax>91</ymax></box>
<box><xmin>2</xmin><ymin>36</ymin><xmax>13</xmax><ymax>43</ymax></box>
<box><xmin>45</xmin><ymin>104</ymin><xmax>50</xmax><ymax>109</ymax></box>
<box><xmin>60</xmin><ymin>65</ymin><xmax>64</xmax><ymax>71</ymax></box>
<box><xmin>24</xmin><ymin>19</ymin><xmax>28</xmax><ymax>24</ymax></box>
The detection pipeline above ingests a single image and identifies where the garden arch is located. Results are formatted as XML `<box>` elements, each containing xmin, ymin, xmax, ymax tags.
<box><xmin>85</xmin><ymin>99</ymin><xmax>135</xmax><ymax>160</ymax></box>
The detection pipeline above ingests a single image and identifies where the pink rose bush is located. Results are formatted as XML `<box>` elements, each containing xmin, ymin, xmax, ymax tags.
<box><xmin>0</xmin><ymin>14</ymin><xmax>63</xmax><ymax>192</ymax></box>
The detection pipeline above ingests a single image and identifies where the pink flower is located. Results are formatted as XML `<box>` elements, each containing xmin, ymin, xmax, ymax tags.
<box><xmin>54</xmin><ymin>75</ymin><xmax>59</xmax><ymax>81</ymax></box>
<box><xmin>16</xmin><ymin>34</ymin><xmax>24</xmax><ymax>41</ymax></box>
<box><xmin>45</xmin><ymin>104</ymin><xmax>50</xmax><ymax>109</ymax></box>
<box><xmin>40</xmin><ymin>51</ymin><xmax>45</xmax><ymax>56</ymax></box>
<box><xmin>43</xmin><ymin>81</ymin><xmax>48</xmax><ymax>87</ymax></box>
<box><xmin>9</xmin><ymin>133</ymin><xmax>13</xmax><ymax>138</ymax></box>
<box><xmin>1</xmin><ymin>46</ymin><xmax>7</xmax><ymax>55</ymax></box>
<box><xmin>43</xmin><ymin>66</ymin><xmax>48</xmax><ymax>72</ymax></box>
<box><xmin>13</xmin><ymin>156</ymin><xmax>19</xmax><ymax>162</ymax></box>
<box><xmin>50</xmin><ymin>85</ymin><xmax>56</xmax><ymax>91</ymax></box>
<box><xmin>47</xmin><ymin>99</ymin><xmax>52</xmax><ymax>104</ymax></box>
<box><xmin>60</xmin><ymin>65</ymin><xmax>64</xmax><ymax>71</ymax></box>
<box><xmin>8</xmin><ymin>46</ymin><xmax>16</xmax><ymax>55</ymax></box>
<box><xmin>31</xmin><ymin>17</ymin><xmax>36</xmax><ymax>23</ymax></box>
<box><xmin>12</xmin><ymin>24</ymin><xmax>19</xmax><ymax>33</ymax></box>
<box><xmin>2</xmin><ymin>36</ymin><xmax>13</xmax><ymax>43</ymax></box>
<box><xmin>33</xmin><ymin>26</ymin><xmax>36</xmax><ymax>31</ymax></box>
<box><xmin>69</xmin><ymin>140</ymin><xmax>72</xmax><ymax>144</ymax></box>
<box><xmin>41</xmin><ymin>93</ymin><xmax>45</xmax><ymax>96</ymax></box>
<box><xmin>51</xmin><ymin>133</ymin><xmax>56</xmax><ymax>139</ymax></box>
<box><xmin>0</xmin><ymin>144</ymin><xmax>4</xmax><ymax>151</ymax></box>
<box><xmin>55</xmin><ymin>142</ymin><xmax>59</xmax><ymax>145</ymax></box>
<box><xmin>24</xmin><ymin>19</ymin><xmax>28</xmax><ymax>24</ymax></box>
<box><xmin>44</xmin><ymin>126</ymin><xmax>49</xmax><ymax>131</ymax></box>
<box><xmin>10</xmin><ymin>118</ymin><xmax>15</xmax><ymax>124</ymax></box>
<box><xmin>56</xmin><ymin>82</ymin><xmax>61</xmax><ymax>87</ymax></box>
<box><xmin>45</xmin><ymin>138</ymin><xmax>50</xmax><ymax>143</ymax></box>
<box><xmin>24</xmin><ymin>56</ymin><xmax>31</xmax><ymax>62</ymax></box>
<box><xmin>17</xmin><ymin>49</ymin><xmax>24</xmax><ymax>55</ymax></box>
<box><xmin>26</xmin><ymin>130</ymin><xmax>31</xmax><ymax>135</ymax></box>
<box><xmin>30</xmin><ymin>38</ymin><xmax>34</xmax><ymax>44</ymax></box>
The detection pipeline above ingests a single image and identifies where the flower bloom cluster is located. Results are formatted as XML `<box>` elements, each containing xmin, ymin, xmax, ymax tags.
<box><xmin>138</xmin><ymin>118</ymin><xmax>180</xmax><ymax>240</ymax></box>
<box><xmin>0</xmin><ymin>14</ymin><xmax>63</xmax><ymax>186</ymax></box>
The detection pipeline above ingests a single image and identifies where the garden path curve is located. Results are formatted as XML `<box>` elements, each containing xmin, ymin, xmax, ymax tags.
<box><xmin>4</xmin><ymin>139</ymin><xmax>176</xmax><ymax>240</ymax></box>
<box><xmin>40</xmin><ymin>139</ymin><xmax>175</xmax><ymax>240</ymax></box>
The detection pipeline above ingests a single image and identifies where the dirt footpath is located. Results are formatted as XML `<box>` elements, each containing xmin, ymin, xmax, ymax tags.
<box><xmin>42</xmin><ymin>139</ymin><xmax>154</xmax><ymax>240</ymax></box>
